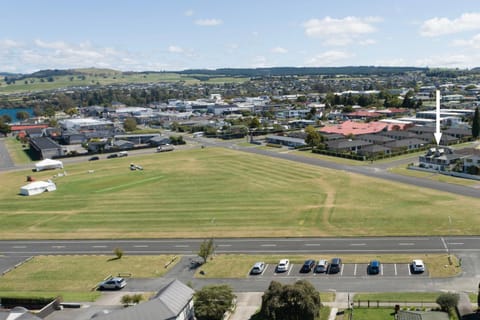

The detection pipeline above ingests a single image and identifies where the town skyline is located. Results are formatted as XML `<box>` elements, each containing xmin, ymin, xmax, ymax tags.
<box><xmin>1</xmin><ymin>0</ymin><xmax>480</xmax><ymax>73</ymax></box>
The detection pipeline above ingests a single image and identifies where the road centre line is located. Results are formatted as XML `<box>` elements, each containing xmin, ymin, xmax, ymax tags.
<box><xmin>350</xmin><ymin>243</ymin><xmax>366</xmax><ymax>246</ymax></box>
<box><xmin>304</xmin><ymin>244</ymin><xmax>321</xmax><ymax>246</ymax></box>
<box><xmin>174</xmin><ymin>245</ymin><xmax>189</xmax><ymax>248</ymax></box>
<box><xmin>11</xmin><ymin>246</ymin><xmax>26</xmax><ymax>248</ymax></box>
<box><xmin>217</xmin><ymin>244</ymin><xmax>232</xmax><ymax>247</ymax></box>
<box><xmin>398</xmin><ymin>243</ymin><xmax>415</xmax><ymax>245</ymax></box>
<box><xmin>133</xmin><ymin>245</ymin><xmax>149</xmax><ymax>248</ymax></box>
<box><xmin>261</xmin><ymin>244</ymin><xmax>277</xmax><ymax>247</ymax></box>
<box><xmin>92</xmin><ymin>245</ymin><xmax>107</xmax><ymax>248</ymax></box>
<box><xmin>447</xmin><ymin>242</ymin><xmax>464</xmax><ymax>245</ymax></box>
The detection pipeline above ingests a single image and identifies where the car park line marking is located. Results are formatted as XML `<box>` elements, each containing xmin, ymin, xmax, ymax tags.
<box><xmin>381</xmin><ymin>265</ymin><xmax>383</xmax><ymax>276</ymax></box>
<box><xmin>394</xmin><ymin>264</ymin><xmax>397</xmax><ymax>276</ymax></box>
<box><xmin>407</xmin><ymin>264</ymin><xmax>411</xmax><ymax>276</ymax></box>
<box><xmin>353</xmin><ymin>264</ymin><xmax>357</xmax><ymax>276</ymax></box>
<box><xmin>262</xmin><ymin>265</ymin><xmax>268</xmax><ymax>276</ymax></box>
<box><xmin>398</xmin><ymin>243</ymin><xmax>414</xmax><ymax>245</ymax></box>
<box><xmin>340</xmin><ymin>265</ymin><xmax>344</xmax><ymax>276</ymax></box>
<box><xmin>287</xmin><ymin>265</ymin><xmax>292</xmax><ymax>276</ymax></box>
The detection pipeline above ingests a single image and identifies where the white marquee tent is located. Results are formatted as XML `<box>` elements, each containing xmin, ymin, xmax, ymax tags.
<box><xmin>19</xmin><ymin>180</ymin><xmax>57</xmax><ymax>196</ymax></box>
<box><xmin>34</xmin><ymin>159</ymin><xmax>63</xmax><ymax>172</ymax></box>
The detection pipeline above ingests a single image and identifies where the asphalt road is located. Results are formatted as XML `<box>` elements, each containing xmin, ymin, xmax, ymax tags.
<box><xmin>0</xmin><ymin>236</ymin><xmax>477</xmax><ymax>257</ymax></box>
<box><xmin>0</xmin><ymin>138</ymin><xmax>15</xmax><ymax>170</ymax></box>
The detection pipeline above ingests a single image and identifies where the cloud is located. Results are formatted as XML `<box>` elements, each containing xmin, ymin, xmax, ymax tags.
<box><xmin>195</xmin><ymin>19</ymin><xmax>222</xmax><ymax>26</ymax></box>
<box><xmin>184</xmin><ymin>9</ymin><xmax>194</xmax><ymax>17</ymax></box>
<box><xmin>303</xmin><ymin>16</ymin><xmax>381</xmax><ymax>46</ymax></box>
<box><xmin>168</xmin><ymin>45</ymin><xmax>184</xmax><ymax>53</ymax></box>
<box><xmin>420</xmin><ymin>12</ymin><xmax>480</xmax><ymax>37</ymax></box>
<box><xmin>271</xmin><ymin>47</ymin><xmax>288</xmax><ymax>54</ymax></box>
<box><xmin>452</xmin><ymin>33</ymin><xmax>480</xmax><ymax>49</ymax></box>
<box><xmin>0</xmin><ymin>39</ymin><xmax>23</xmax><ymax>48</ymax></box>
<box><xmin>305</xmin><ymin>51</ymin><xmax>353</xmax><ymax>66</ymax></box>
<box><xmin>415</xmin><ymin>53</ymin><xmax>479</xmax><ymax>68</ymax></box>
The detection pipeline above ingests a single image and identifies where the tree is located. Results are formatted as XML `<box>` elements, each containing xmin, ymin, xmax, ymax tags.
<box><xmin>436</xmin><ymin>292</ymin><xmax>459</xmax><ymax>312</ymax></box>
<box><xmin>123</xmin><ymin>117</ymin><xmax>137</xmax><ymax>132</ymax></box>
<box><xmin>1</xmin><ymin>114</ymin><xmax>12</xmax><ymax>123</ymax></box>
<box><xmin>198</xmin><ymin>238</ymin><xmax>215</xmax><ymax>263</ymax></box>
<box><xmin>0</xmin><ymin>119</ymin><xmax>11</xmax><ymax>136</ymax></box>
<box><xmin>249</xmin><ymin>117</ymin><xmax>261</xmax><ymax>129</ymax></box>
<box><xmin>260</xmin><ymin>280</ymin><xmax>321</xmax><ymax>320</ymax></box>
<box><xmin>16</xmin><ymin>111</ymin><xmax>30</xmax><ymax>121</ymax></box>
<box><xmin>305</xmin><ymin>125</ymin><xmax>321</xmax><ymax>148</ymax></box>
<box><xmin>472</xmin><ymin>107</ymin><xmax>480</xmax><ymax>139</ymax></box>
<box><xmin>194</xmin><ymin>284</ymin><xmax>235</xmax><ymax>320</ymax></box>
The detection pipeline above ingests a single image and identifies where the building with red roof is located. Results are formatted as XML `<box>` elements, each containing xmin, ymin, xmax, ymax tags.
<box><xmin>320</xmin><ymin>120</ymin><xmax>388</xmax><ymax>136</ymax></box>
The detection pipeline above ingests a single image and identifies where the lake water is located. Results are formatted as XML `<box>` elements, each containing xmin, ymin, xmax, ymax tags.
<box><xmin>0</xmin><ymin>108</ymin><xmax>35</xmax><ymax>123</ymax></box>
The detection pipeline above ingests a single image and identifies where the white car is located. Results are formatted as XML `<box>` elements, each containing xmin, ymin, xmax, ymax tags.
<box><xmin>98</xmin><ymin>277</ymin><xmax>127</xmax><ymax>290</ymax></box>
<box><xmin>250</xmin><ymin>262</ymin><xmax>266</xmax><ymax>275</ymax></box>
<box><xmin>411</xmin><ymin>259</ymin><xmax>425</xmax><ymax>273</ymax></box>
<box><xmin>276</xmin><ymin>259</ymin><xmax>290</xmax><ymax>272</ymax></box>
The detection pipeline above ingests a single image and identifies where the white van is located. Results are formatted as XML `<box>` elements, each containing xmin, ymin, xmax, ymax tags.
<box><xmin>118</xmin><ymin>151</ymin><xmax>128</xmax><ymax>157</ymax></box>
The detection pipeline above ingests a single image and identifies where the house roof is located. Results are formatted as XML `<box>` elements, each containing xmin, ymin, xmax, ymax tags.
<box><xmin>385</xmin><ymin>138</ymin><xmax>426</xmax><ymax>148</ymax></box>
<box><xmin>266</xmin><ymin>135</ymin><xmax>307</xmax><ymax>145</ymax></box>
<box><xmin>10</xmin><ymin>124</ymin><xmax>48</xmax><ymax>131</ymax></box>
<box><xmin>320</xmin><ymin>120</ymin><xmax>388</xmax><ymax>136</ymax></box>
<box><xmin>327</xmin><ymin>139</ymin><xmax>372</xmax><ymax>149</ymax></box>
<box><xmin>397</xmin><ymin>310</ymin><xmax>449</xmax><ymax>320</ymax></box>
<box><xmin>92</xmin><ymin>280</ymin><xmax>194</xmax><ymax>320</ymax></box>
<box><xmin>30</xmin><ymin>137</ymin><xmax>62</xmax><ymax>150</ymax></box>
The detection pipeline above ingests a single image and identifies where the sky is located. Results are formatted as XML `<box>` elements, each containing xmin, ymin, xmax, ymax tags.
<box><xmin>1</xmin><ymin>0</ymin><xmax>480</xmax><ymax>73</ymax></box>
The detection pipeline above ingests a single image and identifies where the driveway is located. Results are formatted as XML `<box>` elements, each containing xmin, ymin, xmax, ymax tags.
<box><xmin>230</xmin><ymin>292</ymin><xmax>263</xmax><ymax>320</ymax></box>
<box><xmin>0</xmin><ymin>138</ymin><xmax>14</xmax><ymax>170</ymax></box>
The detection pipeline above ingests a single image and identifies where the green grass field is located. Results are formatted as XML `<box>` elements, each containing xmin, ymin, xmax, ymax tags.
<box><xmin>0</xmin><ymin>255</ymin><xmax>178</xmax><ymax>301</ymax></box>
<box><xmin>0</xmin><ymin>147</ymin><xmax>479</xmax><ymax>239</ymax></box>
<box><xmin>0</xmin><ymin>71</ymin><xmax>249</xmax><ymax>94</ymax></box>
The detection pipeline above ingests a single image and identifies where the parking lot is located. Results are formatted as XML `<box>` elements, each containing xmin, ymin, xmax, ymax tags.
<box><xmin>248</xmin><ymin>263</ymin><xmax>429</xmax><ymax>278</ymax></box>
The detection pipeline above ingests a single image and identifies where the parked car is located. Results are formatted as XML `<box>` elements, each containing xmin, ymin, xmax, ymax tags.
<box><xmin>367</xmin><ymin>260</ymin><xmax>381</xmax><ymax>275</ymax></box>
<box><xmin>118</xmin><ymin>151</ymin><xmax>128</xmax><ymax>157</ymax></box>
<box><xmin>328</xmin><ymin>258</ymin><xmax>342</xmax><ymax>274</ymax></box>
<box><xmin>411</xmin><ymin>259</ymin><xmax>425</xmax><ymax>273</ymax></box>
<box><xmin>88</xmin><ymin>156</ymin><xmax>99</xmax><ymax>161</ymax></box>
<box><xmin>314</xmin><ymin>259</ymin><xmax>329</xmax><ymax>273</ymax></box>
<box><xmin>107</xmin><ymin>153</ymin><xmax>118</xmax><ymax>159</ymax></box>
<box><xmin>300</xmin><ymin>259</ymin><xmax>316</xmax><ymax>273</ymax></box>
<box><xmin>250</xmin><ymin>262</ymin><xmax>266</xmax><ymax>275</ymax></box>
<box><xmin>98</xmin><ymin>277</ymin><xmax>126</xmax><ymax>290</ymax></box>
<box><xmin>276</xmin><ymin>259</ymin><xmax>290</xmax><ymax>272</ymax></box>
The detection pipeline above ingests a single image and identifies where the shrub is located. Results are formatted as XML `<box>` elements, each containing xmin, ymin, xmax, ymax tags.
<box><xmin>114</xmin><ymin>247</ymin><xmax>124</xmax><ymax>259</ymax></box>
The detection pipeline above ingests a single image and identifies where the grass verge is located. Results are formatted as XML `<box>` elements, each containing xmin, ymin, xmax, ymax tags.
<box><xmin>195</xmin><ymin>254</ymin><xmax>460</xmax><ymax>278</ymax></box>
<box><xmin>0</xmin><ymin>255</ymin><xmax>179</xmax><ymax>301</ymax></box>
<box><xmin>389</xmin><ymin>166</ymin><xmax>479</xmax><ymax>187</ymax></box>
<box><xmin>3</xmin><ymin>137</ymin><xmax>33</xmax><ymax>165</ymax></box>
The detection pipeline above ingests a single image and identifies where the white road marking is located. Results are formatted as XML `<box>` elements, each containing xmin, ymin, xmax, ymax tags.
<box><xmin>218</xmin><ymin>244</ymin><xmax>232</xmax><ymax>247</ymax></box>
<box><xmin>440</xmin><ymin>237</ymin><xmax>448</xmax><ymax>252</ymax></box>
<box><xmin>261</xmin><ymin>244</ymin><xmax>277</xmax><ymax>247</ymax></box>
<box><xmin>261</xmin><ymin>265</ymin><xmax>268</xmax><ymax>276</ymax></box>
<box><xmin>381</xmin><ymin>265</ymin><xmax>383</xmax><ymax>276</ymax></box>
<box><xmin>51</xmin><ymin>246</ymin><xmax>65</xmax><ymax>249</ymax></box>
<box><xmin>12</xmin><ymin>246</ymin><xmax>26</xmax><ymax>249</ymax></box>
<box><xmin>304</xmin><ymin>243</ymin><xmax>321</xmax><ymax>246</ymax></box>
<box><xmin>350</xmin><ymin>243</ymin><xmax>366</xmax><ymax>246</ymax></box>
<box><xmin>92</xmin><ymin>245</ymin><xmax>108</xmax><ymax>248</ymax></box>
<box><xmin>407</xmin><ymin>264</ymin><xmax>411</xmax><ymax>276</ymax></box>
<box><xmin>287</xmin><ymin>265</ymin><xmax>293</xmax><ymax>276</ymax></box>
<box><xmin>175</xmin><ymin>245</ymin><xmax>189</xmax><ymax>248</ymax></box>
<box><xmin>398</xmin><ymin>243</ymin><xmax>414</xmax><ymax>246</ymax></box>
<box><xmin>394</xmin><ymin>264</ymin><xmax>397</xmax><ymax>276</ymax></box>
<box><xmin>447</xmin><ymin>242</ymin><xmax>464</xmax><ymax>245</ymax></box>
<box><xmin>133</xmin><ymin>245</ymin><xmax>149</xmax><ymax>248</ymax></box>
<box><xmin>353</xmin><ymin>264</ymin><xmax>357</xmax><ymax>276</ymax></box>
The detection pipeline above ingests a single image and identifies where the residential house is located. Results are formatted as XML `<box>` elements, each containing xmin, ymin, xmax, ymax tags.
<box><xmin>320</xmin><ymin>120</ymin><xmax>388</xmax><ymax>136</ymax></box>
<box><xmin>357</xmin><ymin>144</ymin><xmax>391</xmax><ymax>157</ymax></box>
<box><xmin>357</xmin><ymin>134</ymin><xmax>395</xmax><ymax>145</ymax></box>
<box><xmin>326</xmin><ymin>139</ymin><xmax>373</xmax><ymax>153</ymax></box>
<box><xmin>29</xmin><ymin>137</ymin><xmax>65</xmax><ymax>160</ymax></box>
<box><xmin>380</xmin><ymin>130</ymin><xmax>419</xmax><ymax>140</ymax></box>
<box><xmin>266</xmin><ymin>135</ymin><xmax>307</xmax><ymax>148</ymax></box>
<box><xmin>384</xmin><ymin>138</ymin><xmax>426</xmax><ymax>152</ymax></box>
<box><xmin>92</xmin><ymin>279</ymin><xmax>195</xmax><ymax>320</ymax></box>
<box><xmin>418</xmin><ymin>147</ymin><xmax>462</xmax><ymax>171</ymax></box>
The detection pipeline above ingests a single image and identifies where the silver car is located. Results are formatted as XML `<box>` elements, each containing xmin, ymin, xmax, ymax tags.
<box><xmin>98</xmin><ymin>277</ymin><xmax>127</xmax><ymax>290</ymax></box>
<box><xmin>250</xmin><ymin>262</ymin><xmax>266</xmax><ymax>275</ymax></box>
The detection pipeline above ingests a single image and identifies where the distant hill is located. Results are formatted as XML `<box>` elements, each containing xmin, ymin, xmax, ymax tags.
<box><xmin>179</xmin><ymin>66</ymin><xmax>428</xmax><ymax>77</ymax></box>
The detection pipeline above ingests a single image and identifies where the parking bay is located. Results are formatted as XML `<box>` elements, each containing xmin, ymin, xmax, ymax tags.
<box><xmin>249</xmin><ymin>263</ymin><xmax>429</xmax><ymax>278</ymax></box>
